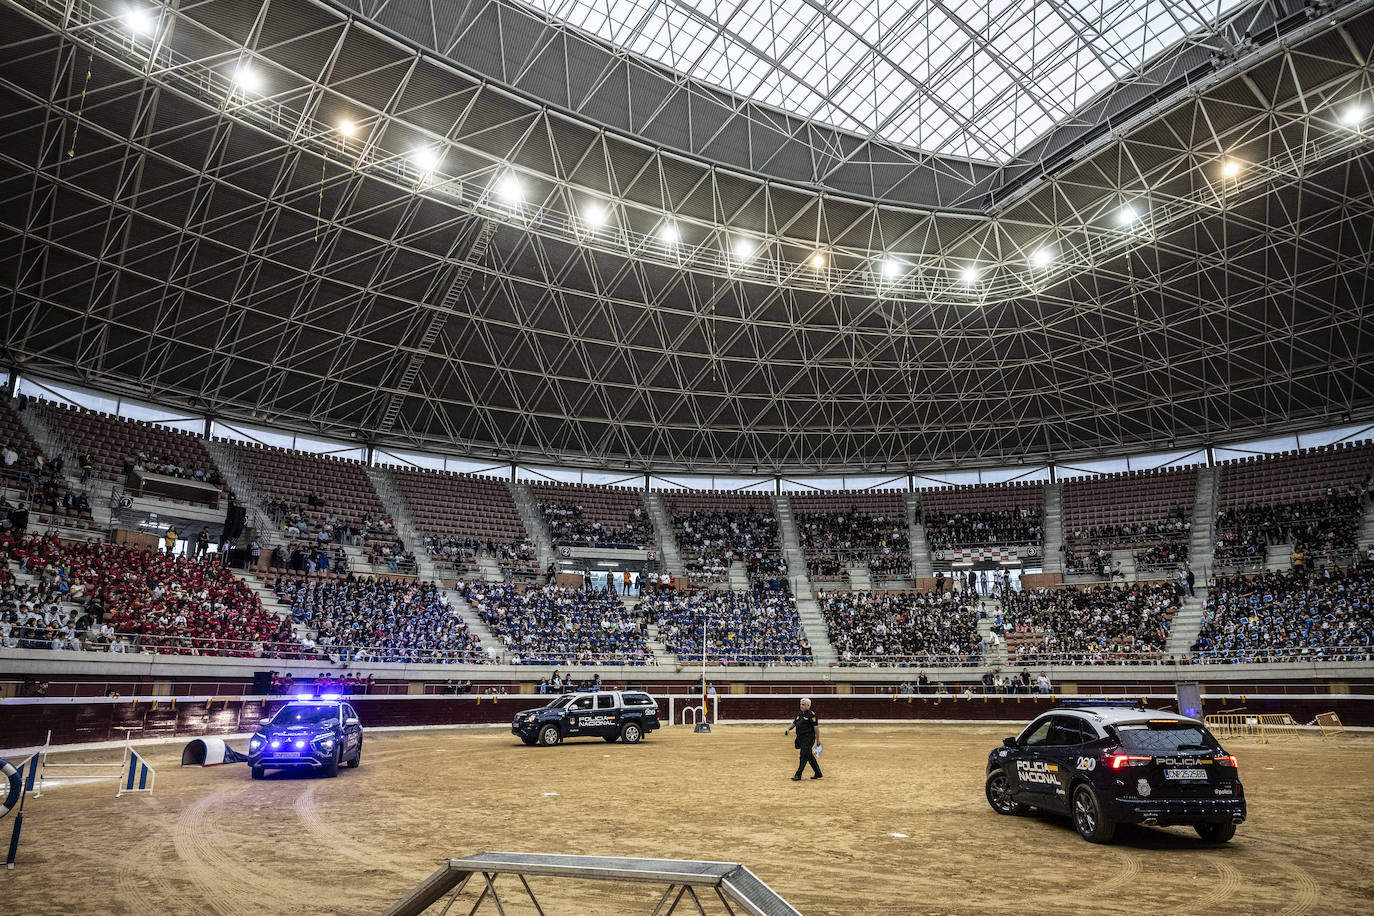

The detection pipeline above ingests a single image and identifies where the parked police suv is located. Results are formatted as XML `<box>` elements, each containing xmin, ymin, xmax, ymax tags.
<box><xmin>248</xmin><ymin>697</ymin><xmax>363</xmax><ymax>779</ymax></box>
<box><xmin>512</xmin><ymin>691</ymin><xmax>661</xmax><ymax>746</ymax></box>
<box><xmin>985</xmin><ymin>701</ymin><xmax>1245</xmax><ymax>843</ymax></box>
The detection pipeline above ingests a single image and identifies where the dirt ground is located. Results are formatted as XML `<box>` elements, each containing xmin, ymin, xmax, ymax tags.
<box><xmin>1</xmin><ymin>724</ymin><xmax>1370</xmax><ymax>915</ymax></box>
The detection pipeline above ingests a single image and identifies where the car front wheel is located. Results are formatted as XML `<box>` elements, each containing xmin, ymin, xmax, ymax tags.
<box><xmin>347</xmin><ymin>746</ymin><xmax>361</xmax><ymax>769</ymax></box>
<box><xmin>1071</xmin><ymin>784</ymin><xmax>1115</xmax><ymax>843</ymax></box>
<box><xmin>539</xmin><ymin>724</ymin><xmax>561</xmax><ymax>747</ymax></box>
<box><xmin>985</xmin><ymin>770</ymin><xmax>1028</xmax><ymax>816</ymax></box>
<box><xmin>620</xmin><ymin>722</ymin><xmax>643</xmax><ymax>744</ymax></box>
<box><xmin>323</xmin><ymin>750</ymin><xmax>340</xmax><ymax>778</ymax></box>
<box><xmin>250</xmin><ymin>766</ymin><xmax>265</xmax><ymax>780</ymax></box>
<box><xmin>1195</xmin><ymin>822</ymin><xmax>1237</xmax><ymax>843</ymax></box>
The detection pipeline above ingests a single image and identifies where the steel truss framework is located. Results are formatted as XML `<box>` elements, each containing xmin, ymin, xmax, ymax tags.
<box><xmin>0</xmin><ymin>0</ymin><xmax>1372</xmax><ymax>473</ymax></box>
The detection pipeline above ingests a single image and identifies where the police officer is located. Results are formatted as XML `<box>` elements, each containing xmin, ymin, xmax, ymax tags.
<box><xmin>784</xmin><ymin>697</ymin><xmax>822</xmax><ymax>781</ymax></box>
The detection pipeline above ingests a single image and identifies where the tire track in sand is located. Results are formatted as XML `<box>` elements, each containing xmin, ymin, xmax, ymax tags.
<box><xmin>115</xmin><ymin>828</ymin><xmax>185</xmax><ymax>916</ymax></box>
<box><xmin>1197</xmin><ymin>858</ymin><xmax>1242</xmax><ymax>908</ymax></box>
<box><xmin>293</xmin><ymin>781</ymin><xmax>413</xmax><ymax>873</ymax></box>
<box><xmin>1276</xmin><ymin>859</ymin><xmax>1320</xmax><ymax>916</ymax></box>
<box><xmin>171</xmin><ymin>787</ymin><xmax>315</xmax><ymax>916</ymax></box>
<box><xmin>1096</xmin><ymin>847</ymin><xmax>1143</xmax><ymax>892</ymax></box>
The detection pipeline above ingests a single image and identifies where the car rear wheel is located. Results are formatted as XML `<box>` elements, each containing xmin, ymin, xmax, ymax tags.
<box><xmin>1071</xmin><ymin>784</ymin><xmax>1115</xmax><ymax>843</ymax></box>
<box><xmin>323</xmin><ymin>750</ymin><xmax>340</xmax><ymax>778</ymax></box>
<box><xmin>250</xmin><ymin>766</ymin><xmax>265</xmax><ymax>780</ymax></box>
<box><xmin>1195</xmin><ymin>822</ymin><xmax>1237</xmax><ymax>843</ymax></box>
<box><xmin>539</xmin><ymin>724</ymin><xmax>561</xmax><ymax>747</ymax></box>
<box><xmin>620</xmin><ymin>722</ymin><xmax>643</xmax><ymax>744</ymax></box>
<box><xmin>985</xmin><ymin>770</ymin><xmax>1028</xmax><ymax>816</ymax></box>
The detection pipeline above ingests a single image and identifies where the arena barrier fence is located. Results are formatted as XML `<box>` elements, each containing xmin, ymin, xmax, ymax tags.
<box><xmin>29</xmin><ymin>729</ymin><xmax>156</xmax><ymax>798</ymax></box>
<box><xmin>1311</xmin><ymin>711</ymin><xmax>1346</xmax><ymax>738</ymax></box>
<box><xmin>1204</xmin><ymin>713</ymin><xmax>1304</xmax><ymax>742</ymax></box>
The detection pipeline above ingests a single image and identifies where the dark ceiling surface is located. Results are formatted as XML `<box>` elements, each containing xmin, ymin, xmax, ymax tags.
<box><xmin>0</xmin><ymin>0</ymin><xmax>1371</xmax><ymax>472</ymax></box>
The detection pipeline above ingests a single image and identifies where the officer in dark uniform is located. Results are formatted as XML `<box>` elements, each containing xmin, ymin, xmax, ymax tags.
<box><xmin>785</xmin><ymin>697</ymin><xmax>822</xmax><ymax>781</ymax></box>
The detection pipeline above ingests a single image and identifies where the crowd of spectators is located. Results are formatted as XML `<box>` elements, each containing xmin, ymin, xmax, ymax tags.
<box><xmin>642</xmin><ymin>589</ymin><xmax>811</xmax><ymax>665</ymax></box>
<box><xmin>819</xmin><ymin>590</ymin><xmax>981</xmax><ymax>666</ymax></box>
<box><xmin>1215</xmin><ymin>492</ymin><xmax>1362</xmax><ymax>567</ymax></box>
<box><xmin>797</xmin><ymin>509</ymin><xmax>909</xmax><ymax>580</ymax></box>
<box><xmin>1000</xmin><ymin>582</ymin><xmax>1180</xmax><ymax>665</ymax></box>
<box><xmin>923</xmin><ymin>508</ymin><xmax>1042</xmax><ymax>550</ymax></box>
<box><xmin>129</xmin><ymin>450</ymin><xmax>222</xmax><ymax>486</ymax></box>
<box><xmin>1</xmin><ymin>533</ymin><xmax>306</xmax><ymax>657</ymax></box>
<box><xmin>1133</xmin><ymin>541</ymin><xmax>1189</xmax><ymax>571</ymax></box>
<box><xmin>539</xmin><ymin>502</ymin><xmax>653</xmax><ymax>548</ymax></box>
<box><xmin>673</xmin><ymin>508</ymin><xmax>779</xmax><ymax>583</ymax></box>
<box><xmin>461</xmin><ymin>582</ymin><xmax>653</xmax><ymax>665</ymax></box>
<box><xmin>267</xmin><ymin>670</ymin><xmax>377</xmax><ymax>695</ymax></box>
<box><xmin>1190</xmin><ymin>564</ymin><xmax>1373</xmax><ymax>663</ymax></box>
<box><xmin>267</xmin><ymin>543</ymin><xmax>351</xmax><ymax>576</ymax></box>
<box><xmin>3</xmin><ymin>440</ymin><xmax>86</xmax><ymax>523</ymax></box>
<box><xmin>276</xmin><ymin>575</ymin><xmax>484</xmax><ymax>664</ymax></box>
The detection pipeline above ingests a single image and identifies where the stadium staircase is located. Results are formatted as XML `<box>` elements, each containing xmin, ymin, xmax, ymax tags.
<box><xmin>508</xmin><ymin>482</ymin><xmax>555</xmax><ymax>572</ymax></box>
<box><xmin>642</xmin><ymin>491</ymin><xmax>685</xmax><ymax>577</ymax></box>
<box><xmin>1189</xmin><ymin>465</ymin><xmax>1219</xmax><ymax>581</ymax></box>
<box><xmin>1041</xmin><ymin>483</ymin><xmax>1065</xmax><ymax>573</ymax></box>
<box><xmin>977</xmin><ymin>599</ymin><xmax>1008</xmax><ymax>668</ymax></box>
<box><xmin>1165</xmin><ymin>590</ymin><xmax>1208</xmax><ymax>658</ymax></box>
<box><xmin>230</xmin><ymin>570</ymin><xmax>315</xmax><ymax>643</ymax></box>
<box><xmin>906</xmin><ymin>493</ymin><xmax>933</xmax><ymax>577</ymax></box>
<box><xmin>474</xmin><ymin>553</ymin><xmax>505</xmax><ymax>582</ymax></box>
<box><xmin>727</xmin><ymin>560</ymin><xmax>750</xmax><ymax>591</ymax></box>
<box><xmin>845</xmin><ymin>563</ymin><xmax>871</xmax><ymax>591</ymax></box>
<box><xmin>201</xmin><ymin>439</ymin><xmax>281</xmax><ymax>548</ymax></box>
<box><xmin>444</xmin><ymin>588</ymin><xmax>505</xmax><ymax>663</ymax></box>
<box><xmin>1362</xmin><ymin>496</ymin><xmax>1374</xmax><ymax>553</ymax></box>
<box><xmin>771</xmin><ymin>495</ymin><xmax>838</xmax><ymax>665</ymax></box>
<box><xmin>14</xmin><ymin>406</ymin><xmax>115</xmax><ymax>531</ymax></box>
<box><xmin>364</xmin><ymin>466</ymin><xmax>439</xmax><ymax>582</ymax></box>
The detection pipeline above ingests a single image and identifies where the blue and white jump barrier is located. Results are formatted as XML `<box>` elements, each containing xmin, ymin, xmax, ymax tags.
<box><xmin>2</xmin><ymin>754</ymin><xmax>37</xmax><ymax>870</ymax></box>
<box><xmin>29</xmin><ymin>730</ymin><xmax>157</xmax><ymax>799</ymax></box>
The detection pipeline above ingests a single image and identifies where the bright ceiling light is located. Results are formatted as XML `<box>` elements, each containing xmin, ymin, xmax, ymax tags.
<box><xmin>234</xmin><ymin>66</ymin><xmax>262</xmax><ymax>94</ymax></box>
<box><xmin>659</xmin><ymin>222</ymin><xmax>678</xmax><ymax>245</ymax></box>
<box><xmin>583</xmin><ymin>201</ymin><xmax>606</xmax><ymax>226</ymax></box>
<box><xmin>1220</xmin><ymin>159</ymin><xmax>1241</xmax><ymax>178</ymax></box>
<box><xmin>124</xmin><ymin>8</ymin><xmax>153</xmax><ymax>34</ymax></box>
<box><xmin>961</xmin><ymin>266</ymin><xmax>980</xmax><ymax>284</ymax></box>
<box><xmin>733</xmin><ymin>237</ymin><xmax>755</xmax><ymax>260</ymax></box>
<box><xmin>496</xmin><ymin>173</ymin><xmax>523</xmax><ymax>202</ymax></box>
<box><xmin>338</xmin><ymin>120</ymin><xmax>356</xmax><ymax>137</ymax></box>
<box><xmin>1341</xmin><ymin>103</ymin><xmax>1367</xmax><ymax>125</ymax></box>
<box><xmin>881</xmin><ymin>258</ymin><xmax>900</xmax><ymax>278</ymax></box>
<box><xmin>1117</xmin><ymin>205</ymin><xmax>1138</xmax><ymax>226</ymax></box>
<box><xmin>810</xmin><ymin>252</ymin><xmax>826</xmax><ymax>269</ymax></box>
<box><xmin>412</xmin><ymin>147</ymin><xmax>438</xmax><ymax>172</ymax></box>
<box><xmin>1032</xmin><ymin>248</ymin><xmax>1054</xmax><ymax>267</ymax></box>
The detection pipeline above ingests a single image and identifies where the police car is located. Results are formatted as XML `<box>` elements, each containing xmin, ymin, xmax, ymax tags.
<box><xmin>512</xmin><ymin>691</ymin><xmax>661</xmax><ymax>746</ymax></box>
<box><xmin>247</xmin><ymin>697</ymin><xmax>363</xmax><ymax>779</ymax></box>
<box><xmin>985</xmin><ymin>702</ymin><xmax>1245</xmax><ymax>843</ymax></box>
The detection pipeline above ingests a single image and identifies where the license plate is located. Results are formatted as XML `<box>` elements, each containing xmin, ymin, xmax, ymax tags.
<box><xmin>1165</xmin><ymin>768</ymin><xmax>1207</xmax><ymax>780</ymax></box>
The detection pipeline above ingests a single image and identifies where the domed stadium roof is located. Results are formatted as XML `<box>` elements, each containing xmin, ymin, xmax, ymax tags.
<box><xmin>0</xmin><ymin>0</ymin><xmax>1372</xmax><ymax>472</ymax></box>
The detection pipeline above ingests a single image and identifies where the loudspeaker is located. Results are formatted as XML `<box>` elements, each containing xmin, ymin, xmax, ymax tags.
<box><xmin>224</xmin><ymin>505</ymin><xmax>247</xmax><ymax>538</ymax></box>
<box><xmin>251</xmin><ymin>671</ymin><xmax>273</xmax><ymax>695</ymax></box>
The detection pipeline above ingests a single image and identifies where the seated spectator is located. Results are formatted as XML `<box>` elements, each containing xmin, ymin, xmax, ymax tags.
<box><xmin>673</xmin><ymin>507</ymin><xmax>778</xmax><ymax>585</ymax></box>
<box><xmin>797</xmin><ymin>509</ymin><xmax>910</xmax><ymax>580</ymax></box>
<box><xmin>924</xmin><ymin>508</ymin><xmax>1042</xmax><ymax>550</ymax></box>
<box><xmin>1191</xmin><ymin>564</ymin><xmax>1373</xmax><ymax>663</ymax></box>
<box><xmin>819</xmin><ymin>590</ymin><xmax>980</xmax><ymax>666</ymax></box>
<box><xmin>643</xmin><ymin>589</ymin><xmax>811</xmax><ymax>666</ymax></box>
<box><xmin>1215</xmin><ymin>493</ymin><xmax>1362</xmax><ymax>567</ymax></box>
<box><xmin>539</xmin><ymin>502</ymin><xmax>652</xmax><ymax>549</ymax></box>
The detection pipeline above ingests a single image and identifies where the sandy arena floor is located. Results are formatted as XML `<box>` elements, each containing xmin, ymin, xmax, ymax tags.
<box><xmin>1</xmin><ymin>724</ymin><xmax>1370</xmax><ymax>915</ymax></box>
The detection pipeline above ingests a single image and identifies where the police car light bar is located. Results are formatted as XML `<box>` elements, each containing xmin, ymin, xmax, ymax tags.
<box><xmin>1061</xmin><ymin>699</ymin><xmax>1146</xmax><ymax>708</ymax></box>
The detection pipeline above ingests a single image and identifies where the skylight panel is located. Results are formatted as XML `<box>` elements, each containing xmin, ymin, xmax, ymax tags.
<box><xmin>522</xmin><ymin>0</ymin><xmax>1247</xmax><ymax>162</ymax></box>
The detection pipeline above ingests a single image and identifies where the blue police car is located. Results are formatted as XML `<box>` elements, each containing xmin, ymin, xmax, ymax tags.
<box><xmin>248</xmin><ymin>698</ymin><xmax>363</xmax><ymax>779</ymax></box>
<box><xmin>512</xmin><ymin>691</ymin><xmax>661</xmax><ymax>746</ymax></box>
<box><xmin>985</xmin><ymin>702</ymin><xmax>1246</xmax><ymax>843</ymax></box>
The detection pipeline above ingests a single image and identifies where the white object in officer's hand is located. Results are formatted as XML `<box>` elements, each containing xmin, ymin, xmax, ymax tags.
<box><xmin>813</xmin><ymin>744</ymin><xmax>823</xmax><ymax>756</ymax></box>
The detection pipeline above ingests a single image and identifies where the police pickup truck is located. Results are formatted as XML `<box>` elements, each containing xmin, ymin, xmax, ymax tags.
<box><xmin>985</xmin><ymin>702</ymin><xmax>1245</xmax><ymax>843</ymax></box>
<box><xmin>512</xmin><ymin>691</ymin><xmax>661</xmax><ymax>746</ymax></box>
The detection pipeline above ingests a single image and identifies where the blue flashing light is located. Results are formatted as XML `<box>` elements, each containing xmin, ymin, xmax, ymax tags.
<box><xmin>320</xmin><ymin>693</ymin><xmax>341</xmax><ymax>701</ymax></box>
<box><xmin>270</xmin><ymin>740</ymin><xmax>281</xmax><ymax>749</ymax></box>
<box><xmin>294</xmin><ymin>691</ymin><xmax>314</xmax><ymax>699</ymax></box>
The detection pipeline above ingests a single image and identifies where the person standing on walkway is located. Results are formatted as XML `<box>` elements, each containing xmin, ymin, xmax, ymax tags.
<box><xmin>785</xmin><ymin>697</ymin><xmax>823</xmax><ymax>781</ymax></box>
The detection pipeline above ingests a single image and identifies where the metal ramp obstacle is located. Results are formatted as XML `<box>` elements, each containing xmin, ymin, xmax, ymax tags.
<box><xmin>383</xmin><ymin>852</ymin><xmax>804</xmax><ymax>916</ymax></box>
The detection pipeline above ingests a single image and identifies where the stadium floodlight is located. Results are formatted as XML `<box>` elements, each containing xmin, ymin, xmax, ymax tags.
<box><xmin>1341</xmin><ymin>103</ymin><xmax>1367</xmax><ymax>126</ymax></box>
<box><xmin>1117</xmin><ymin>204</ymin><xmax>1139</xmax><ymax>226</ymax></box>
<box><xmin>881</xmin><ymin>258</ymin><xmax>901</xmax><ymax>278</ymax></box>
<box><xmin>411</xmin><ymin>147</ymin><xmax>439</xmax><ymax>173</ymax></box>
<box><xmin>496</xmin><ymin>172</ymin><xmax>523</xmax><ymax>203</ymax></box>
<box><xmin>960</xmin><ymin>265</ymin><xmax>980</xmax><ymax>284</ymax></box>
<box><xmin>123</xmin><ymin>7</ymin><xmax>153</xmax><ymax>34</ymax></box>
<box><xmin>337</xmin><ymin>120</ymin><xmax>356</xmax><ymax>137</ymax></box>
<box><xmin>583</xmin><ymin>201</ymin><xmax>606</xmax><ymax>227</ymax></box>
<box><xmin>234</xmin><ymin>66</ymin><xmax>262</xmax><ymax>95</ymax></box>
<box><xmin>810</xmin><ymin>252</ymin><xmax>826</xmax><ymax>269</ymax></box>
<box><xmin>1031</xmin><ymin>248</ymin><xmax>1054</xmax><ymax>267</ymax></box>
<box><xmin>733</xmin><ymin>237</ymin><xmax>755</xmax><ymax>260</ymax></box>
<box><xmin>1221</xmin><ymin>159</ymin><xmax>1241</xmax><ymax>178</ymax></box>
<box><xmin>659</xmin><ymin>222</ymin><xmax>678</xmax><ymax>245</ymax></box>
